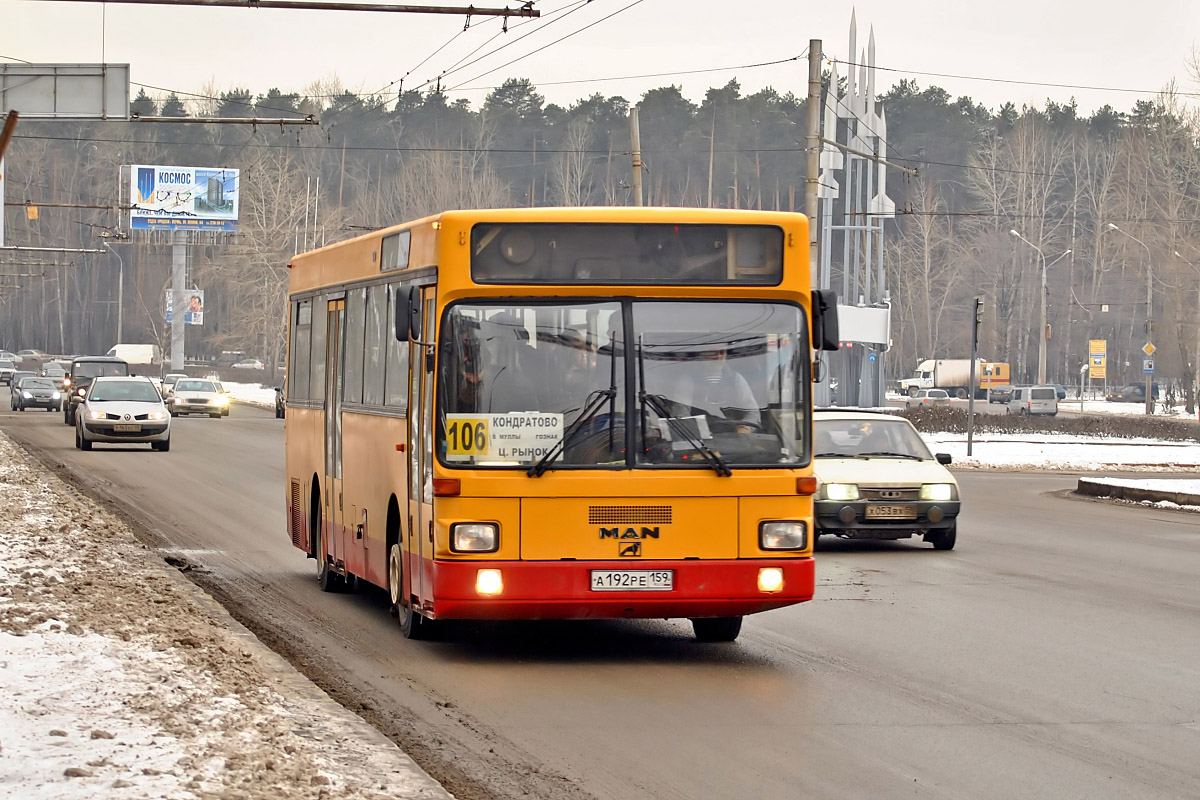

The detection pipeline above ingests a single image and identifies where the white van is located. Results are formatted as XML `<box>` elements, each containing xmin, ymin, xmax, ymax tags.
<box><xmin>106</xmin><ymin>344</ymin><xmax>162</xmax><ymax>370</ymax></box>
<box><xmin>1008</xmin><ymin>385</ymin><xmax>1058</xmax><ymax>416</ymax></box>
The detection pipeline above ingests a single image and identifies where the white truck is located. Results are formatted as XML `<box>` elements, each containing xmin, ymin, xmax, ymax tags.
<box><xmin>106</xmin><ymin>344</ymin><xmax>163</xmax><ymax>374</ymax></box>
<box><xmin>898</xmin><ymin>358</ymin><xmax>1010</xmax><ymax>399</ymax></box>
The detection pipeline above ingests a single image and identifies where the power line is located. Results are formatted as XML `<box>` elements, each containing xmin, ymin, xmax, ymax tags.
<box><xmin>447</xmin><ymin>0</ymin><xmax>646</xmax><ymax>93</ymax></box>
<box><xmin>828</xmin><ymin>58</ymin><xmax>1200</xmax><ymax>101</ymax></box>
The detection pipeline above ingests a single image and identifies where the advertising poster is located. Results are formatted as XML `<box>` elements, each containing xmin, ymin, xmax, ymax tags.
<box><xmin>131</xmin><ymin>165</ymin><xmax>239</xmax><ymax>231</ymax></box>
<box><xmin>165</xmin><ymin>289</ymin><xmax>204</xmax><ymax>326</ymax></box>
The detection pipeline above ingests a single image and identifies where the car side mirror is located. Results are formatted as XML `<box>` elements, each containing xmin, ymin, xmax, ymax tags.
<box><xmin>812</xmin><ymin>289</ymin><xmax>840</xmax><ymax>351</ymax></box>
<box><xmin>936</xmin><ymin>453</ymin><xmax>952</xmax><ymax>465</ymax></box>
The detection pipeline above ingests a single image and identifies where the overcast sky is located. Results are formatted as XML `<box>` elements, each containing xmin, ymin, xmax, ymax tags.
<box><xmin>2</xmin><ymin>0</ymin><xmax>1197</xmax><ymax>115</ymax></box>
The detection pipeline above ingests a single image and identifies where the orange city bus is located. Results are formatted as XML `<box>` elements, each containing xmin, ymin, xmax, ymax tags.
<box><xmin>283</xmin><ymin>207</ymin><xmax>838</xmax><ymax>642</ymax></box>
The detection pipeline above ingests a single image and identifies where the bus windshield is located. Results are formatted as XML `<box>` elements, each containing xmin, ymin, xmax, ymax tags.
<box><xmin>439</xmin><ymin>300</ymin><xmax>809</xmax><ymax>470</ymax></box>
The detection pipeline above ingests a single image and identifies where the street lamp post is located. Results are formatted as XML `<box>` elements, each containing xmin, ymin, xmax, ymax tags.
<box><xmin>1106</xmin><ymin>223</ymin><xmax>1154</xmax><ymax>415</ymax></box>
<box><xmin>102</xmin><ymin>238</ymin><xmax>125</xmax><ymax>345</ymax></box>
<box><xmin>1010</xmin><ymin>230</ymin><xmax>1048</xmax><ymax>384</ymax></box>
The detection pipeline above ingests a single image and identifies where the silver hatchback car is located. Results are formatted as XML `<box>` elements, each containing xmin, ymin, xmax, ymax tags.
<box><xmin>75</xmin><ymin>376</ymin><xmax>172</xmax><ymax>451</ymax></box>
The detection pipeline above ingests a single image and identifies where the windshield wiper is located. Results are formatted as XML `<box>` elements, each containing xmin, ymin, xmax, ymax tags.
<box><xmin>639</xmin><ymin>392</ymin><xmax>732</xmax><ymax>476</ymax></box>
<box><xmin>527</xmin><ymin>388</ymin><xmax>618</xmax><ymax>477</ymax></box>
<box><xmin>857</xmin><ymin>451</ymin><xmax>922</xmax><ymax>460</ymax></box>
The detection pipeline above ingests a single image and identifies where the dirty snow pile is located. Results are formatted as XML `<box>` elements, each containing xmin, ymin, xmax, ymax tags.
<box><xmin>0</xmin><ymin>433</ymin><xmax>440</xmax><ymax>799</ymax></box>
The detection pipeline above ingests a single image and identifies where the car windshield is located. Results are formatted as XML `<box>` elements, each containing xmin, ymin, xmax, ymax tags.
<box><xmin>21</xmin><ymin>378</ymin><xmax>55</xmax><ymax>391</ymax></box>
<box><xmin>439</xmin><ymin>300</ymin><xmax>809</xmax><ymax>470</ymax></box>
<box><xmin>0</xmin><ymin>360</ymin><xmax>14</xmax><ymax>369</ymax></box>
<box><xmin>89</xmin><ymin>381</ymin><xmax>162</xmax><ymax>403</ymax></box>
<box><xmin>814</xmin><ymin>418</ymin><xmax>934</xmax><ymax>459</ymax></box>
<box><xmin>42</xmin><ymin>365</ymin><xmax>65</xmax><ymax>375</ymax></box>
<box><xmin>176</xmin><ymin>380</ymin><xmax>217</xmax><ymax>392</ymax></box>
<box><xmin>74</xmin><ymin>362</ymin><xmax>129</xmax><ymax>380</ymax></box>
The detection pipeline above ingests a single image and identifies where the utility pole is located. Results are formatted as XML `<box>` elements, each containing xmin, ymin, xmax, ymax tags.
<box><xmin>968</xmin><ymin>296</ymin><xmax>984</xmax><ymax>456</ymax></box>
<box><xmin>805</xmin><ymin>39</ymin><xmax>822</xmax><ymax>281</ymax></box>
<box><xmin>630</xmin><ymin>107</ymin><xmax>643</xmax><ymax>207</ymax></box>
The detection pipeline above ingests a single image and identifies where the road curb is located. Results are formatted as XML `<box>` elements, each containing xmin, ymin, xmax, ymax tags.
<box><xmin>1076</xmin><ymin>477</ymin><xmax>1200</xmax><ymax>507</ymax></box>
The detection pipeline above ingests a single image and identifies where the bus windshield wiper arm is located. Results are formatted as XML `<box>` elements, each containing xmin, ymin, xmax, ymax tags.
<box><xmin>639</xmin><ymin>392</ymin><xmax>731</xmax><ymax>477</ymax></box>
<box><xmin>527</xmin><ymin>388</ymin><xmax>617</xmax><ymax>477</ymax></box>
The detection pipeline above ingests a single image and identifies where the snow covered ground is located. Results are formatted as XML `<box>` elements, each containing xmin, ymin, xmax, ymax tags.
<box><xmin>2</xmin><ymin>383</ymin><xmax>1198</xmax><ymax>797</ymax></box>
<box><xmin>0</xmin><ymin>431</ymin><xmax>450</xmax><ymax>799</ymax></box>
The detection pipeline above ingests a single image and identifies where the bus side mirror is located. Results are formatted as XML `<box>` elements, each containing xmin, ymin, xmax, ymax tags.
<box><xmin>812</xmin><ymin>289</ymin><xmax>839</xmax><ymax>351</ymax></box>
<box><xmin>394</xmin><ymin>286</ymin><xmax>422</xmax><ymax>342</ymax></box>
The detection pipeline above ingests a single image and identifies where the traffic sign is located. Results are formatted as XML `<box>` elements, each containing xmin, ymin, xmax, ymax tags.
<box><xmin>868</xmin><ymin>352</ymin><xmax>876</xmax><ymax>364</ymax></box>
<box><xmin>1144</xmin><ymin>358</ymin><xmax>1155</xmax><ymax>374</ymax></box>
<box><xmin>1143</xmin><ymin>342</ymin><xmax>1156</xmax><ymax>356</ymax></box>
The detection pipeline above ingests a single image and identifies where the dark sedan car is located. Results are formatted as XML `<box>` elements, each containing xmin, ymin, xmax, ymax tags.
<box><xmin>1106</xmin><ymin>382</ymin><xmax>1160</xmax><ymax>403</ymax></box>
<box><xmin>988</xmin><ymin>385</ymin><xmax>1015</xmax><ymax>404</ymax></box>
<box><xmin>11</xmin><ymin>376</ymin><xmax>63</xmax><ymax>411</ymax></box>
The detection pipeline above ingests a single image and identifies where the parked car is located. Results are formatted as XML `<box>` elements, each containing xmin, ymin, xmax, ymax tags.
<box><xmin>230</xmin><ymin>358</ymin><xmax>266</xmax><ymax>370</ymax></box>
<box><xmin>0</xmin><ymin>359</ymin><xmax>16</xmax><ymax>385</ymax></box>
<box><xmin>11</xmin><ymin>376</ymin><xmax>62</xmax><ymax>412</ymax></box>
<box><xmin>1105</xmin><ymin>382</ymin><xmax>1160</xmax><ymax>403</ymax></box>
<box><xmin>905</xmin><ymin>388</ymin><xmax>951</xmax><ymax>408</ymax></box>
<box><xmin>168</xmin><ymin>378</ymin><xmax>230</xmax><ymax>418</ymax></box>
<box><xmin>275</xmin><ymin>376</ymin><xmax>286</xmax><ymax>419</ymax></box>
<box><xmin>812</xmin><ymin>409</ymin><xmax>959</xmax><ymax>549</ymax></box>
<box><xmin>1008</xmin><ymin>385</ymin><xmax>1058</xmax><ymax>416</ymax></box>
<box><xmin>75</xmin><ymin>376</ymin><xmax>171</xmax><ymax>451</ymax></box>
<box><xmin>16</xmin><ymin>349</ymin><xmax>46</xmax><ymax>370</ymax></box>
<box><xmin>64</xmin><ymin>356</ymin><xmax>130</xmax><ymax>426</ymax></box>
<box><xmin>988</xmin><ymin>385</ymin><xmax>1015</xmax><ymax>404</ymax></box>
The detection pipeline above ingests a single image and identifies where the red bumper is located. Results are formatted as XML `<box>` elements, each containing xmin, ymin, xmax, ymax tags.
<box><xmin>425</xmin><ymin>558</ymin><xmax>814</xmax><ymax>620</ymax></box>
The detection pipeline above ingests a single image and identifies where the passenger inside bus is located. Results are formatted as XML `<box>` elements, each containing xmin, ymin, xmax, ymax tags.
<box><xmin>479</xmin><ymin>312</ymin><xmax>539</xmax><ymax>413</ymax></box>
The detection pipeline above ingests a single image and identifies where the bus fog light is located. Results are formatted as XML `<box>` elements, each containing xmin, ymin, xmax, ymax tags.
<box><xmin>476</xmin><ymin>569</ymin><xmax>503</xmax><ymax>596</ymax></box>
<box><xmin>452</xmin><ymin>522</ymin><xmax>498</xmax><ymax>552</ymax></box>
<box><xmin>758</xmin><ymin>567</ymin><xmax>784</xmax><ymax>593</ymax></box>
<box><xmin>760</xmin><ymin>521</ymin><xmax>807</xmax><ymax>550</ymax></box>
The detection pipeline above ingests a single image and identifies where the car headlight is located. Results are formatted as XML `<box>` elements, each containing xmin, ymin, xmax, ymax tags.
<box><xmin>173</xmin><ymin>397</ymin><xmax>184</xmax><ymax>405</ymax></box>
<box><xmin>920</xmin><ymin>483</ymin><xmax>956</xmax><ymax>501</ymax></box>
<box><xmin>87</xmin><ymin>409</ymin><xmax>106</xmax><ymax>420</ymax></box>
<box><xmin>823</xmin><ymin>483</ymin><xmax>860</xmax><ymax>501</ymax></box>
<box><xmin>148</xmin><ymin>410</ymin><xmax>168</xmax><ymax>421</ymax></box>
<box><xmin>759</xmin><ymin>521</ymin><xmax>808</xmax><ymax>550</ymax></box>
<box><xmin>214</xmin><ymin>395</ymin><xmax>229</xmax><ymax>406</ymax></box>
<box><xmin>51</xmin><ymin>392</ymin><xmax>61</xmax><ymax>399</ymax></box>
<box><xmin>451</xmin><ymin>522</ymin><xmax>498</xmax><ymax>553</ymax></box>
<box><xmin>77</xmin><ymin>387</ymin><xmax>86</xmax><ymax>396</ymax></box>
<box><xmin>21</xmin><ymin>391</ymin><xmax>31</xmax><ymax>399</ymax></box>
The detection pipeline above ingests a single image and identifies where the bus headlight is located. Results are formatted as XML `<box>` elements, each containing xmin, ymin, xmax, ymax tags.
<box><xmin>451</xmin><ymin>522</ymin><xmax>498</xmax><ymax>553</ymax></box>
<box><xmin>823</xmin><ymin>483</ymin><xmax>860</xmax><ymax>501</ymax></box>
<box><xmin>920</xmin><ymin>483</ymin><xmax>955</xmax><ymax>501</ymax></box>
<box><xmin>475</xmin><ymin>568</ymin><xmax>503</xmax><ymax>596</ymax></box>
<box><xmin>759</xmin><ymin>521</ymin><xmax>808</xmax><ymax>550</ymax></box>
<box><xmin>758</xmin><ymin>567</ymin><xmax>785</xmax><ymax>593</ymax></box>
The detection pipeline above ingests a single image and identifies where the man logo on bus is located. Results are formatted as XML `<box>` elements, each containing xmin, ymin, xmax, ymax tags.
<box><xmin>619</xmin><ymin>542</ymin><xmax>642</xmax><ymax>557</ymax></box>
<box><xmin>599</xmin><ymin>527</ymin><xmax>660</xmax><ymax>540</ymax></box>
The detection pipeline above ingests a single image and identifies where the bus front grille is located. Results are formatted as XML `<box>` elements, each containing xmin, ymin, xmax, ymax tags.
<box><xmin>587</xmin><ymin>505</ymin><xmax>673</xmax><ymax>525</ymax></box>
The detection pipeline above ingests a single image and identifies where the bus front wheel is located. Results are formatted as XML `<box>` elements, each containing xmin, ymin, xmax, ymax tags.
<box><xmin>388</xmin><ymin>543</ymin><xmax>430</xmax><ymax>640</ymax></box>
<box><xmin>691</xmin><ymin>616</ymin><xmax>743</xmax><ymax>642</ymax></box>
<box><xmin>314</xmin><ymin>500</ymin><xmax>344</xmax><ymax>593</ymax></box>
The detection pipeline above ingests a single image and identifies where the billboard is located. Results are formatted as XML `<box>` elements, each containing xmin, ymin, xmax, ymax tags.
<box><xmin>1089</xmin><ymin>339</ymin><xmax>1106</xmax><ymax>380</ymax></box>
<box><xmin>130</xmin><ymin>165</ymin><xmax>239</xmax><ymax>231</ymax></box>
<box><xmin>166</xmin><ymin>289</ymin><xmax>204</xmax><ymax>325</ymax></box>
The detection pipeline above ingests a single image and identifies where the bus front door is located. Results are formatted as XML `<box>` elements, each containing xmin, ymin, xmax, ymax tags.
<box><xmin>407</xmin><ymin>289</ymin><xmax>436</xmax><ymax>614</ymax></box>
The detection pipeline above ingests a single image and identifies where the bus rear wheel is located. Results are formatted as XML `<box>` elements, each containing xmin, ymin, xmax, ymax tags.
<box><xmin>314</xmin><ymin>502</ymin><xmax>344</xmax><ymax>593</ymax></box>
<box><xmin>388</xmin><ymin>543</ymin><xmax>430</xmax><ymax>640</ymax></box>
<box><xmin>691</xmin><ymin>616</ymin><xmax>743</xmax><ymax>642</ymax></box>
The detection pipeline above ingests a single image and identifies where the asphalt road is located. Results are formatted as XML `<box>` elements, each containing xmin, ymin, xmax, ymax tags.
<box><xmin>4</xmin><ymin>403</ymin><xmax>1199</xmax><ymax>800</ymax></box>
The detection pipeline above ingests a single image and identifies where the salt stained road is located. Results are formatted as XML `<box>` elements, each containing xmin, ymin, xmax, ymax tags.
<box><xmin>2</xmin><ymin>383</ymin><xmax>1198</xmax><ymax>797</ymax></box>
